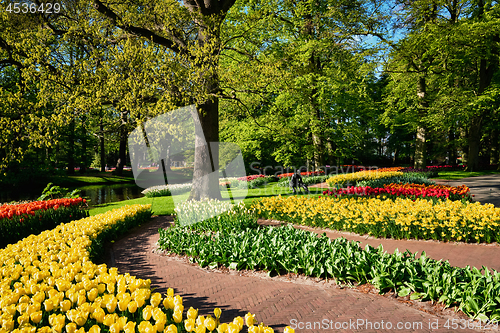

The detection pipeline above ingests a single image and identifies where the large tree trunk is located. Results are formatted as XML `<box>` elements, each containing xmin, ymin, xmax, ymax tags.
<box><xmin>448</xmin><ymin>128</ymin><xmax>457</xmax><ymax>165</ymax></box>
<box><xmin>414</xmin><ymin>76</ymin><xmax>427</xmax><ymax>169</ymax></box>
<box><xmin>491</xmin><ymin>128</ymin><xmax>499</xmax><ymax>165</ymax></box>
<box><xmin>79</xmin><ymin>116</ymin><xmax>87</xmax><ymax>174</ymax></box>
<box><xmin>99</xmin><ymin>120</ymin><xmax>105</xmax><ymax>172</ymax></box>
<box><xmin>67</xmin><ymin>119</ymin><xmax>75</xmax><ymax>175</ymax></box>
<box><xmin>115</xmin><ymin>111</ymin><xmax>127</xmax><ymax>176</ymax></box>
<box><xmin>187</xmin><ymin>18</ymin><xmax>223</xmax><ymax>201</ymax></box>
<box><xmin>188</xmin><ymin>98</ymin><xmax>222</xmax><ymax>201</ymax></box>
<box><xmin>467</xmin><ymin>116</ymin><xmax>483</xmax><ymax>171</ymax></box>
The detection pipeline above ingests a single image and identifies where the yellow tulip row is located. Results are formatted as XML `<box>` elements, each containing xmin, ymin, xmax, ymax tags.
<box><xmin>254</xmin><ymin>196</ymin><xmax>500</xmax><ymax>243</ymax></box>
<box><xmin>326</xmin><ymin>170</ymin><xmax>404</xmax><ymax>187</ymax></box>
<box><xmin>0</xmin><ymin>205</ymin><xmax>289</xmax><ymax>333</ymax></box>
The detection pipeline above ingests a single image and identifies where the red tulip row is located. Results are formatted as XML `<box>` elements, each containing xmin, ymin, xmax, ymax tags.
<box><xmin>237</xmin><ymin>174</ymin><xmax>267</xmax><ymax>181</ymax></box>
<box><xmin>277</xmin><ymin>170</ymin><xmax>325</xmax><ymax>178</ymax></box>
<box><xmin>322</xmin><ymin>183</ymin><xmax>471</xmax><ymax>202</ymax></box>
<box><xmin>0</xmin><ymin>197</ymin><xmax>86</xmax><ymax>220</ymax></box>
<box><xmin>0</xmin><ymin>198</ymin><xmax>88</xmax><ymax>248</ymax></box>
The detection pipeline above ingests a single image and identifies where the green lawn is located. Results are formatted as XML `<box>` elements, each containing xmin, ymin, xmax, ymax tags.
<box><xmin>88</xmin><ymin>182</ymin><xmax>323</xmax><ymax>216</ymax></box>
<box><xmin>48</xmin><ymin>172</ymin><xmax>135</xmax><ymax>186</ymax></box>
<box><xmin>432</xmin><ymin>169</ymin><xmax>500</xmax><ymax>180</ymax></box>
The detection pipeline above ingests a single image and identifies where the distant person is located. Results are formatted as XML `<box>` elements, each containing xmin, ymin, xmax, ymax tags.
<box><xmin>290</xmin><ymin>169</ymin><xmax>309</xmax><ymax>194</ymax></box>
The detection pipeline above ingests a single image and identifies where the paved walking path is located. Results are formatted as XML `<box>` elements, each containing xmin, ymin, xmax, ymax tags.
<box><xmin>433</xmin><ymin>174</ymin><xmax>500</xmax><ymax>207</ymax></box>
<box><xmin>105</xmin><ymin>215</ymin><xmax>500</xmax><ymax>333</ymax></box>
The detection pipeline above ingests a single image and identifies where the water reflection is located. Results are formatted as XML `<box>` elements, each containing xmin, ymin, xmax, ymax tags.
<box><xmin>0</xmin><ymin>184</ymin><xmax>144</xmax><ymax>206</ymax></box>
<box><xmin>76</xmin><ymin>184</ymin><xmax>144</xmax><ymax>206</ymax></box>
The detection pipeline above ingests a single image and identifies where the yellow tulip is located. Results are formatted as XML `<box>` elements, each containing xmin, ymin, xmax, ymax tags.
<box><xmin>185</xmin><ymin>318</ymin><xmax>196</xmax><ymax>332</ymax></box>
<box><xmin>187</xmin><ymin>307</ymin><xmax>198</xmax><ymax>320</ymax></box>
<box><xmin>138</xmin><ymin>320</ymin><xmax>155</xmax><ymax>333</ymax></box>
<box><xmin>123</xmin><ymin>321</ymin><xmax>137</xmax><ymax>333</ymax></box>
<box><xmin>196</xmin><ymin>316</ymin><xmax>205</xmax><ymax>326</ymax></box>
<box><xmin>173</xmin><ymin>310</ymin><xmax>183</xmax><ymax>323</ymax></box>
<box><xmin>127</xmin><ymin>300</ymin><xmax>138</xmax><ymax>313</ymax></box>
<box><xmin>245</xmin><ymin>313</ymin><xmax>255</xmax><ymax>327</ymax></box>
<box><xmin>167</xmin><ymin>288</ymin><xmax>174</xmax><ymax>297</ymax></box>
<box><xmin>165</xmin><ymin>324</ymin><xmax>178</xmax><ymax>333</ymax></box>
<box><xmin>17</xmin><ymin>313</ymin><xmax>30</xmax><ymax>325</ymax></box>
<box><xmin>205</xmin><ymin>316</ymin><xmax>216</xmax><ymax>331</ymax></box>
<box><xmin>196</xmin><ymin>324</ymin><xmax>207</xmax><ymax>333</ymax></box>
<box><xmin>118</xmin><ymin>297</ymin><xmax>130</xmax><ymax>312</ymax></box>
<box><xmin>214</xmin><ymin>308</ymin><xmax>222</xmax><ymax>319</ymax></box>
<box><xmin>152</xmin><ymin>308</ymin><xmax>166</xmax><ymax>323</ymax></box>
<box><xmin>109</xmin><ymin>323</ymin><xmax>121</xmax><ymax>333</ymax></box>
<box><xmin>75</xmin><ymin>311</ymin><xmax>88</xmax><ymax>326</ymax></box>
<box><xmin>66</xmin><ymin>323</ymin><xmax>78</xmax><ymax>333</ymax></box>
<box><xmin>163</xmin><ymin>296</ymin><xmax>174</xmax><ymax>309</ymax></box>
<box><xmin>174</xmin><ymin>295</ymin><xmax>183</xmax><ymax>307</ymax></box>
<box><xmin>30</xmin><ymin>310</ymin><xmax>43</xmax><ymax>324</ymax></box>
<box><xmin>60</xmin><ymin>299</ymin><xmax>71</xmax><ymax>312</ymax></box>
<box><xmin>233</xmin><ymin>317</ymin><xmax>244</xmax><ymax>330</ymax></box>
<box><xmin>97</xmin><ymin>283</ymin><xmax>106</xmax><ymax>294</ymax></box>
<box><xmin>227</xmin><ymin>322</ymin><xmax>239</xmax><ymax>333</ymax></box>
<box><xmin>150</xmin><ymin>292</ymin><xmax>162</xmax><ymax>307</ymax></box>
<box><xmin>117</xmin><ymin>316</ymin><xmax>128</xmax><ymax>330</ymax></box>
<box><xmin>263</xmin><ymin>328</ymin><xmax>274</xmax><ymax>333</ymax></box>
<box><xmin>283</xmin><ymin>327</ymin><xmax>295</xmax><ymax>333</ymax></box>
<box><xmin>248</xmin><ymin>326</ymin><xmax>258</xmax><ymax>333</ymax></box>
<box><xmin>92</xmin><ymin>307</ymin><xmax>105</xmax><ymax>324</ymax></box>
<box><xmin>87</xmin><ymin>288</ymin><xmax>98</xmax><ymax>302</ymax></box>
<box><xmin>105</xmin><ymin>296</ymin><xmax>118</xmax><ymax>313</ymax></box>
<box><xmin>1</xmin><ymin>318</ymin><xmax>14</xmax><ymax>331</ymax></box>
<box><xmin>103</xmin><ymin>314</ymin><xmax>117</xmax><ymax>326</ymax></box>
<box><xmin>88</xmin><ymin>325</ymin><xmax>101</xmax><ymax>333</ymax></box>
<box><xmin>217</xmin><ymin>323</ymin><xmax>229</xmax><ymax>333</ymax></box>
<box><xmin>142</xmin><ymin>305</ymin><xmax>153</xmax><ymax>321</ymax></box>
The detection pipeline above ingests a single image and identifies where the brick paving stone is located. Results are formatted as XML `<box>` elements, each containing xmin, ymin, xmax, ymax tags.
<box><xmin>103</xmin><ymin>215</ymin><xmax>499</xmax><ymax>333</ymax></box>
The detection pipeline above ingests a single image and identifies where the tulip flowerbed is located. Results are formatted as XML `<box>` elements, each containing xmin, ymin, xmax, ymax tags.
<box><xmin>326</xmin><ymin>170</ymin><xmax>405</xmax><ymax>187</ymax></box>
<box><xmin>174</xmin><ymin>199</ymin><xmax>233</xmax><ymax>227</ymax></box>
<box><xmin>322</xmin><ymin>183</ymin><xmax>472</xmax><ymax>202</ymax></box>
<box><xmin>0</xmin><ymin>204</ymin><xmax>282</xmax><ymax>333</ymax></box>
<box><xmin>219</xmin><ymin>175</ymin><xmax>277</xmax><ymax>189</ymax></box>
<box><xmin>158</xmin><ymin>202</ymin><xmax>500</xmax><ymax>321</ymax></box>
<box><xmin>142</xmin><ymin>184</ymin><xmax>192</xmax><ymax>197</ymax></box>
<box><xmin>276</xmin><ymin>175</ymin><xmax>329</xmax><ymax>187</ymax></box>
<box><xmin>0</xmin><ymin>198</ymin><xmax>88</xmax><ymax>248</ymax></box>
<box><xmin>276</xmin><ymin>170</ymin><xmax>324</xmax><ymax>179</ymax></box>
<box><xmin>253</xmin><ymin>196</ymin><xmax>500</xmax><ymax>243</ymax></box>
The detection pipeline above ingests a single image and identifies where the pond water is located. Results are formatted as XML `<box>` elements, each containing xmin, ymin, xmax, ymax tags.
<box><xmin>0</xmin><ymin>183</ymin><xmax>145</xmax><ymax>206</ymax></box>
<box><xmin>75</xmin><ymin>184</ymin><xmax>145</xmax><ymax>206</ymax></box>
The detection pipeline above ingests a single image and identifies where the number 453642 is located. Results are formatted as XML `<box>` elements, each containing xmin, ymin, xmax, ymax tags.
<box><xmin>6</xmin><ymin>2</ymin><xmax>61</xmax><ymax>14</ymax></box>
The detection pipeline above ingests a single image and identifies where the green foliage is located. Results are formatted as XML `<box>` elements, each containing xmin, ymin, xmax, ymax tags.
<box><xmin>239</xmin><ymin>177</ymin><xmax>269</xmax><ymax>189</ymax></box>
<box><xmin>220</xmin><ymin>0</ymin><xmax>386</xmax><ymax>167</ymax></box>
<box><xmin>158</xmin><ymin>207</ymin><xmax>500</xmax><ymax>321</ymax></box>
<box><xmin>37</xmin><ymin>183</ymin><xmax>81</xmax><ymax>201</ymax></box>
<box><xmin>357</xmin><ymin>174</ymin><xmax>435</xmax><ymax>188</ymax></box>
<box><xmin>277</xmin><ymin>175</ymin><xmax>329</xmax><ymax>187</ymax></box>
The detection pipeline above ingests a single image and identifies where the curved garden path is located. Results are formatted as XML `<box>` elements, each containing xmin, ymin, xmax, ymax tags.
<box><xmin>104</xmin><ymin>215</ymin><xmax>500</xmax><ymax>333</ymax></box>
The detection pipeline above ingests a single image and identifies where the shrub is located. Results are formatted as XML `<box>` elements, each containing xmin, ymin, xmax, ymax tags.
<box><xmin>357</xmin><ymin>174</ymin><xmax>435</xmax><ymax>188</ymax></box>
<box><xmin>277</xmin><ymin>175</ymin><xmax>329</xmax><ymax>187</ymax></box>
<box><xmin>142</xmin><ymin>184</ymin><xmax>192</xmax><ymax>197</ymax></box>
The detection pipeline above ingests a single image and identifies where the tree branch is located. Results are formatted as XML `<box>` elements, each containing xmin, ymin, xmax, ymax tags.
<box><xmin>93</xmin><ymin>0</ymin><xmax>187</xmax><ymax>55</ymax></box>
